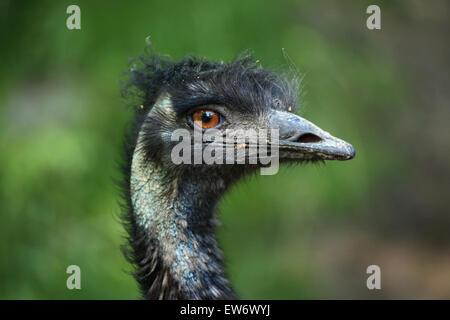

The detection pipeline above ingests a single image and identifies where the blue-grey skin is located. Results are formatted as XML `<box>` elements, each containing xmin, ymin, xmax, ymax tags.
<box><xmin>130</xmin><ymin>93</ymin><xmax>354</xmax><ymax>299</ymax></box>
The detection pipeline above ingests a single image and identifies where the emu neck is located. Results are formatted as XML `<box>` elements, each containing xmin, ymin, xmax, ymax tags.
<box><xmin>130</xmin><ymin>144</ymin><xmax>235</xmax><ymax>299</ymax></box>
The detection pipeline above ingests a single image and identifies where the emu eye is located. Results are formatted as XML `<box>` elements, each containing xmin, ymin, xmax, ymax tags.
<box><xmin>192</xmin><ymin>109</ymin><xmax>221</xmax><ymax>129</ymax></box>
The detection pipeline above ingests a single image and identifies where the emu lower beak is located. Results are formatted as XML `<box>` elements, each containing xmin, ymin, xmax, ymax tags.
<box><xmin>270</xmin><ymin>110</ymin><xmax>355</xmax><ymax>161</ymax></box>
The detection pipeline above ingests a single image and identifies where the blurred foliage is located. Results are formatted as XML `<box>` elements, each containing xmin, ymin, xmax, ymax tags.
<box><xmin>0</xmin><ymin>0</ymin><xmax>448</xmax><ymax>299</ymax></box>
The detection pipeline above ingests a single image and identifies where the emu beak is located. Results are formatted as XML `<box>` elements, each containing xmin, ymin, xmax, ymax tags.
<box><xmin>270</xmin><ymin>110</ymin><xmax>355</xmax><ymax>161</ymax></box>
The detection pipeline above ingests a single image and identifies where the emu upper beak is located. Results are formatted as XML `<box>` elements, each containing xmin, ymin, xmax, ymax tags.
<box><xmin>270</xmin><ymin>110</ymin><xmax>355</xmax><ymax>161</ymax></box>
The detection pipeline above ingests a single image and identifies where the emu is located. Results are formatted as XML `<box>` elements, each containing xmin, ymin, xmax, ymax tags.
<box><xmin>120</xmin><ymin>53</ymin><xmax>355</xmax><ymax>299</ymax></box>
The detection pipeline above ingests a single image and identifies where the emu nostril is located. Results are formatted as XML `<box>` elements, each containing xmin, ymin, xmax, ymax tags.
<box><xmin>296</xmin><ymin>133</ymin><xmax>322</xmax><ymax>143</ymax></box>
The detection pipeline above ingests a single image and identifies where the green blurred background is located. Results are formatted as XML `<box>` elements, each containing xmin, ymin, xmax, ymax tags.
<box><xmin>0</xmin><ymin>0</ymin><xmax>449</xmax><ymax>299</ymax></box>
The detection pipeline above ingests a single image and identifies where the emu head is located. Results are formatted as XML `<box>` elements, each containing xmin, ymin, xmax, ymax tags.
<box><xmin>126</xmin><ymin>55</ymin><xmax>355</xmax><ymax>184</ymax></box>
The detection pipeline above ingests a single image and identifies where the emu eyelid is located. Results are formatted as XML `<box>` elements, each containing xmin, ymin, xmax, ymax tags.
<box><xmin>188</xmin><ymin>107</ymin><xmax>227</xmax><ymax>130</ymax></box>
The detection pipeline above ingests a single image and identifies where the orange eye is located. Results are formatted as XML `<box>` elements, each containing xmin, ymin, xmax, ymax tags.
<box><xmin>192</xmin><ymin>109</ymin><xmax>221</xmax><ymax>129</ymax></box>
